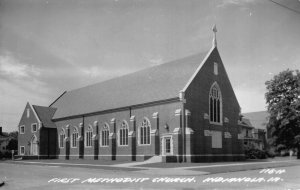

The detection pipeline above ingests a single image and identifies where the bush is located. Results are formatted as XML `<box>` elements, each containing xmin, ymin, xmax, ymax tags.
<box><xmin>0</xmin><ymin>151</ymin><xmax>15</xmax><ymax>159</ymax></box>
<box><xmin>266</xmin><ymin>150</ymin><xmax>276</xmax><ymax>158</ymax></box>
<box><xmin>244</xmin><ymin>146</ymin><xmax>268</xmax><ymax>159</ymax></box>
<box><xmin>3</xmin><ymin>151</ymin><xmax>11</xmax><ymax>158</ymax></box>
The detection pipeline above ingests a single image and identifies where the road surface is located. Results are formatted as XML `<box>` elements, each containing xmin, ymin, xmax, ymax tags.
<box><xmin>1</xmin><ymin>161</ymin><xmax>300</xmax><ymax>189</ymax></box>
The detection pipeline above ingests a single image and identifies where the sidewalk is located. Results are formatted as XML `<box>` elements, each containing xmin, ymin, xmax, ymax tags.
<box><xmin>2</xmin><ymin>156</ymin><xmax>300</xmax><ymax>176</ymax></box>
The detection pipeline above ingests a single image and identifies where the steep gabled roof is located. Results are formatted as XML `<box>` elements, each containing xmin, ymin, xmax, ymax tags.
<box><xmin>243</xmin><ymin>111</ymin><xmax>269</xmax><ymax>130</ymax></box>
<box><xmin>51</xmin><ymin>49</ymin><xmax>213</xmax><ymax>119</ymax></box>
<box><xmin>32</xmin><ymin>105</ymin><xmax>57</xmax><ymax>128</ymax></box>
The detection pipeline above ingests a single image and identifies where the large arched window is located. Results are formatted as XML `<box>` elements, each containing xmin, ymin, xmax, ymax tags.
<box><xmin>59</xmin><ymin>129</ymin><xmax>65</xmax><ymax>148</ymax></box>
<box><xmin>119</xmin><ymin>121</ymin><xmax>128</xmax><ymax>146</ymax></box>
<box><xmin>209</xmin><ymin>83</ymin><xmax>222</xmax><ymax>124</ymax></box>
<box><xmin>85</xmin><ymin>126</ymin><xmax>93</xmax><ymax>147</ymax></box>
<box><xmin>101</xmin><ymin>123</ymin><xmax>109</xmax><ymax>147</ymax></box>
<box><xmin>71</xmin><ymin>127</ymin><xmax>79</xmax><ymax>148</ymax></box>
<box><xmin>140</xmin><ymin>118</ymin><xmax>151</xmax><ymax>145</ymax></box>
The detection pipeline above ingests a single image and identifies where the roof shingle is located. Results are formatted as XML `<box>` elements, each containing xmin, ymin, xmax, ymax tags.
<box><xmin>51</xmin><ymin>50</ymin><xmax>211</xmax><ymax>119</ymax></box>
<box><xmin>33</xmin><ymin>105</ymin><xmax>57</xmax><ymax>128</ymax></box>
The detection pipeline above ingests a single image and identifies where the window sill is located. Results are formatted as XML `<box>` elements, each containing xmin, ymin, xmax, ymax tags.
<box><xmin>209</xmin><ymin>122</ymin><xmax>223</xmax><ymax>126</ymax></box>
<box><xmin>138</xmin><ymin>144</ymin><xmax>151</xmax><ymax>146</ymax></box>
<box><xmin>118</xmin><ymin>145</ymin><xmax>129</xmax><ymax>147</ymax></box>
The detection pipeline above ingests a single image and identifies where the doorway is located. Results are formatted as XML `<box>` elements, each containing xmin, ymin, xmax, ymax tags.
<box><xmin>161</xmin><ymin>136</ymin><xmax>173</xmax><ymax>156</ymax></box>
<box><xmin>30</xmin><ymin>135</ymin><xmax>38</xmax><ymax>156</ymax></box>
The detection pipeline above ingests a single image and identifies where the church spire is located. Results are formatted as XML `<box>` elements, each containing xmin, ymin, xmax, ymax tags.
<box><xmin>212</xmin><ymin>24</ymin><xmax>217</xmax><ymax>47</ymax></box>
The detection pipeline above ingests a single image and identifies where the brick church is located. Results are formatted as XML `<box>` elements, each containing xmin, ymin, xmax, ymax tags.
<box><xmin>17</xmin><ymin>27</ymin><xmax>245</xmax><ymax>162</ymax></box>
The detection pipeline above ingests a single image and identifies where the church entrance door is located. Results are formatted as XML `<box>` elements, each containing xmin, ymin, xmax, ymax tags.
<box><xmin>30</xmin><ymin>135</ymin><xmax>38</xmax><ymax>156</ymax></box>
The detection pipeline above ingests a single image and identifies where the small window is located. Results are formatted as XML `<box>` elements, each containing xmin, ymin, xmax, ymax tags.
<box><xmin>20</xmin><ymin>146</ymin><xmax>25</xmax><ymax>155</ymax></box>
<box><xmin>27</xmin><ymin>108</ymin><xmax>30</xmax><ymax>118</ymax></box>
<box><xmin>59</xmin><ymin>130</ymin><xmax>65</xmax><ymax>148</ymax></box>
<box><xmin>165</xmin><ymin>138</ymin><xmax>171</xmax><ymax>153</ymax></box>
<box><xmin>20</xmin><ymin>126</ymin><xmax>25</xmax><ymax>134</ymax></box>
<box><xmin>119</xmin><ymin>121</ymin><xmax>128</xmax><ymax>146</ymax></box>
<box><xmin>214</xmin><ymin>62</ymin><xmax>218</xmax><ymax>75</ymax></box>
<box><xmin>101</xmin><ymin>124</ymin><xmax>109</xmax><ymax>147</ymax></box>
<box><xmin>85</xmin><ymin>126</ymin><xmax>93</xmax><ymax>147</ymax></box>
<box><xmin>31</xmin><ymin>123</ymin><xmax>37</xmax><ymax>133</ymax></box>
<box><xmin>71</xmin><ymin>128</ymin><xmax>79</xmax><ymax>148</ymax></box>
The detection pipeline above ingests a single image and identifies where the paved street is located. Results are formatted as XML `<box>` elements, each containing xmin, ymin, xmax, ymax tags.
<box><xmin>1</xmin><ymin>159</ymin><xmax>300</xmax><ymax>189</ymax></box>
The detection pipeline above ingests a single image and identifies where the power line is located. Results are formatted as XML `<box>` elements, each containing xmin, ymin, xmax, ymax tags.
<box><xmin>268</xmin><ymin>0</ymin><xmax>300</xmax><ymax>15</ymax></box>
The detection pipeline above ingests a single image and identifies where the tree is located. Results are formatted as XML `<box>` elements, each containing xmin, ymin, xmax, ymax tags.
<box><xmin>5</xmin><ymin>131</ymin><xmax>18</xmax><ymax>152</ymax></box>
<box><xmin>8</xmin><ymin>131</ymin><xmax>18</xmax><ymax>139</ymax></box>
<box><xmin>265</xmin><ymin>69</ymin><xmax>300</xmax><ymax>158</ymax></box>
<box><xmin>6</xmin><ymin>138</ymin><xmax>18</xmax><ymax>151</ymax></box>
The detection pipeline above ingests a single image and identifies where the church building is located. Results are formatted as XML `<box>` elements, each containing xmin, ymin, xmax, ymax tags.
<box><xmin>17</xmin><ymin>27</ymin><xmax>245</xmax><ymax>162</ymax></box>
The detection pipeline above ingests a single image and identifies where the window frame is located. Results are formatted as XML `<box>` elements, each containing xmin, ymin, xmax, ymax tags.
<box><xmin>20</xmin><ymin>125</ymin><xmax>25</xmax><ymax>134</ymax></box>
<box><xmin>118</xmin><ymin>121</ymin><xmax>129</xmax><ymax>146</ymax></box>
<box><xmin>71</xmin><ymin>127</ymin><xmax>79</xmax><ymax>148</ymax></box>
<box><xmin>59</xmin><ymin>129</ymin><xmax>65</xmax><ymax>148</ymax></box>
<box><xmin>20</xmin><ymin>146</ymin><xmax>25</xmax><ymax>155</ymax></box>
<box><xmin>209</xmin><ymin>82</ymin><xmax>223</xmax><ymax>125</ymax></box>
<box><xmin>85</xmin><ymin>126</ymin><xmax>93</xmax><ymax>148</ymax></box>
<box><xmin>139</xmin><ymin>118</ymin><xmax>151</xmax><ymax>146</ymax></box>
<box><xmin>31</xmin><ymin>123</ymin><xmax>37</xmax><ymax>133</ymax></box>
<box><xmin>100</xmin><ymin>123</ymin><xmax>109</xmax><ymax>147</ymax></box>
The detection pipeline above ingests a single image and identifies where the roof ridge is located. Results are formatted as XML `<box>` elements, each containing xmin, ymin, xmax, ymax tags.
<box><xmin>243</xmin><ymin>111</ymin><xmax>268</xmax><ymax>114</ymax></box>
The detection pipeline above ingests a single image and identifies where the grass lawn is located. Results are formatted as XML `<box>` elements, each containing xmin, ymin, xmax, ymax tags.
<box><xmin>136</xmin><ymin>156</ymin><xmax>299</xmax><ymax>169</ymax></box>
<box><xmin>188</xmin><ymin>160</ymin><xmax>300</xmax><ymax>174</ymax></box>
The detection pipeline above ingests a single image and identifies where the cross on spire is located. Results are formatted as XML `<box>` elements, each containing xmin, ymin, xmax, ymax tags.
<box><xmin>212</xmin><ymin>24</ymin><xmax>217</xmax><ymax>47</ymax></box>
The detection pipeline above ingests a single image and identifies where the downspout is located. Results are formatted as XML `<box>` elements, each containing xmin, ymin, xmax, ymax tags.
<box><xmin>179</xmin><ymin>90</ymin><xmax>186</xmax><ymax>162</ymax></box>
<box><xmin>48</xmin><ymin>128</ymin><xmax>50</xmax><ymax>158</ymax></box>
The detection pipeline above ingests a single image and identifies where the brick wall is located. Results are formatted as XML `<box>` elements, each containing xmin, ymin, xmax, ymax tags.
<box><xmin>185</xmin><ymin>48</ymin><xmax>244</xmax><ymax>162</ymax></box>
<box><xmin>18</xmin><ymin>103</ymin><xmax>40</xmax><ymax>157</ymax></box>
<box><xmin>54</xmin><ymin>101</ymin><xmax>182</xmax><ymax>161</ymax></box>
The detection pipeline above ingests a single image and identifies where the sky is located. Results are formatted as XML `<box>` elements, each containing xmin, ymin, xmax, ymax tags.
<box><xmin>0</xmin><ymin>0</ymin><xmax>299</xmax><ymax>132</ymax></box>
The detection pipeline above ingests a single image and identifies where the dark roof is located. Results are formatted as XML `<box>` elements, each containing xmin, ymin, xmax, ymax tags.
<box><xmin>241</xmin><ymin>118</ymin><xmax>254</xmax><ymax>128</ymax></box>
<box><xmin>51</xmin><ymin>49</ymin><xmax>212</xmax><ymax>119</ymax></box>
<box><xmin>0</xmin><ymin>134</ymin><xmax>9</xmax><ymax>139</ymax></box>
<box><xmin>243</xmin><ymin>111</ymin><xmax>269</xmax><ymax>130</ymax></box>
<box><xmin>33</xmin><ymin>105</ymin><xmax>57</xmax><ymax>128</ymax></box>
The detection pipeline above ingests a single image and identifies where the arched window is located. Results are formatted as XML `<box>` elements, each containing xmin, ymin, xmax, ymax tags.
<box><xmin>119</xmin><ymin>121</ymin><xmax>128</xmax><ymax>146</ymax></box>
<box><xmin>71</xmin><ymin>127</ymin><xmax>79</xmax><ymax>148</ymax></box>
<box><xmin>85</xmin><ymin>126</ymin><xmax>93</xmax><ymax>147</ymax></box>
<box><xmin>209</xmin><ymin>83</ymin><xmax>222</xmax><ymax>124</ymax></box>
<box><xmin>140</xmin><ymin>118</ymin><xmax>151</xmax><ymax>145</ymax></box>
<box><xmin>59</xmin><ymin>129</ymin><xmax>65</xmax><ymax>148</ymax></box>
<box><xmin>101</xmin><ymin>123</ymin><xmax>109</xmax><ymax>147</ymax></box>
